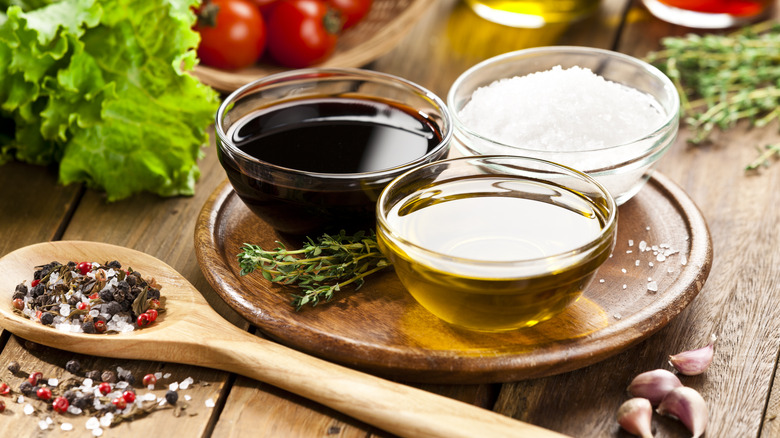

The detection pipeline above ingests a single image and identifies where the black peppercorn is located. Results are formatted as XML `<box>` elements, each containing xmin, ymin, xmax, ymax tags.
<box><xmin>98</xmin><ymin>288</ymin><xmax>114</xmax><ymax>302</ymax></box>
<box><xmin>106</xmin><ymin>301</ymin><xmax>122</xmax><ymax>316</ymax></box>
<box><xmin>101</xmin><ymin>370</ymin><xmax>117</xmax><ymax>383</ymax></box>
<box><xmin>165</xmin><ymin>390</ymin><xmax>178</xmax><ymax>405</ymax></box>
<box><xmin>147</xmin><ymin>288</ymin><xmax>161</xmax><ymax>300</ymax></box>
<box><xmin>85</xmin><ymin>370</ymin><xmax>101</xmax><ymax>381</ymax></box>
<box><xmin>19</xmin><ymin>380</ymin><xmax>33</xmax><ymax>394</ymax></box>
<box><xmin>107</xmin><ymin>260</ymin><xmax>121</xmax><ymax>269</ymax></box>
<box><xmin>65</xmin><ymin>359</ymin><xmax>81</xmax><ymax>374</ymax></box>
<box><xmin>118</xmin><ymin>369</ymin><xmax>135</xmax><ymax>385</ymax></box>
<box><xmin>31</xmin><ymin>283</ymin><xmax>45</xmax><ymax>297</ymax></box>
<box><xmin>7</xmin><ymin>361</ymin><xmax>20</xmax><ymax>374</ymax></box>
<box><xmin>82</xmin><ymin>321</ymin><xmax>97</xmax><ymax>334</ymax></box>
<box><xmin>40</xmin><ymin>312</ymin><xmax>55</xmax><ymax>325</ymax></box>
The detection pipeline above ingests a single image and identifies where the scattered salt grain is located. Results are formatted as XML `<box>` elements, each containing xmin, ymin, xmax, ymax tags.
<box><xmin>626</xmin><ymin>250</ymin><xmax>633</xmax><ymax>254</ymax></box>
<box><xmin>205</xmin><ymin>398</ymin><xmax>215</xmax><ymax>408</ymax></box>
<box><xmin>85</xmin><ymin>415</ymin><xmax>100</xmax><ymax>427</ymax></box>
<box><xmin>46</xmin><ymin>416</ymin><xmax>54</xmax><ymax>425</ymax></box>
<box><xmin>144</xmin><ymin>393</ymin><xmax>157</xmax><ymax>401</ymax></box>
<box><xmin>68</xmin><ymin>406</ymin><xmax>83</xmax><ymax>415</ymax></box>
<box><xmin>613</xmin><ymin>314</ymin><xmax>622</xmax><ymax>320</ymax></box>
<box><xmin>83</xmin><ymin>378</ymin><xmax>93</xmax><ymax>388</ymax></box>
<box><xmin>622</xmin><ymin>284</ymin><xmax>627</xmax><ymax>289</ymax></box>
<box><xmin>48</xmin><ymin>378</ymin><xmax>59</xmax><ymax>386</ymax></box>
<box><xmin>38</xmin><ymin>420</ymin><xmax>49</xmax><ymax>430</ymax></box>
<box><xmin>92</xmin><ymin>428</ymin><xmax>104</xmax><ymax>437</ymax></box>
<box><xmin>17</xmin><ymin>395</ymin><xmax>24</xmax><ymax>403</ymax></box>
<box><xmin>621</xmin><ymin>268</ymin><xmax>627</xmax><ymax>274</ymax></box>
<box><xmin>116</xmin><ymin>381</ymin><xmax>128</xmax><ymax>389</ymax></box>
<box><xmin>24</xmin><ymin>403</ymin><xmax>34</xmax><ymax>415</ymax></box>
<box><xmin>100</xmin><ymin>413</ymin><xmax>113</xmax><ymax>427</ymax></box>
<box><xmin>649</xmin><ymin>262</ymin><xmax>654</xmax><ymax>267</ymax></box>
<box><xmin>681</xmin><ymin>255</ymin><xmax>688</xmax><ymax>266</ymax></box>
<box><xmin>657</xmin><ymin>254</ymin><xmax>666</xmax><ymax>262</ymax></box>
<box><xmin>647</xmin><ymin>281</ymin><xmax>659</xmax><ymax>292</ymax></box>
<box><xmin>646</xmin><ymin>226</ymin><xmax>651</xmax><ymax>231</ymax></box>
<box><xmin>639</xmin><ymin>241</ymin><xmax>647</xmax><ymax>251</ymax></box>
<box><xmin>599</xmin><ymin>279</ymin><xmax>605</xmax><ymax>283</ymax></box>
<box><xmin>169</xmin><ymin>382</ymin><xmax>179</xmax><ymax>391</ymax></box>
<box><xmin>635</xmin><ymin>260</ymin><xmax>640</xmax><ymax>266</ymax></box>
<box><xmin>185</xmin><ymin>395</ymin><xmax>192</xmax><ymax>401</ymax></box>
<box><xmin>628</xmin><ymin>240</ymin><xmax>634</xmax><ymax>246</ymax></box>
<box><xmin>154</xmin><ymin>372</ymin><xmax>163</xmax><ymax>380</ymax></box>
<box><xmin>163</xmin><ymin>373</ymin><xmax>172</xmax><ymax>379</ymax></box>
<box><xmin>180</xmin><ymin>377</ymin><xmax>194</xmax><ymax>390</ymax></box>
<box><xmin>61</xmin><ymin>423</ymin><xmax>74</xmax><ymax>431</ymax></box>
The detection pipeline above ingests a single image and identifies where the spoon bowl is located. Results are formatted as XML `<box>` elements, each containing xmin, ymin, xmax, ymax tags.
<box><xmin>0</xmin><ymin>241</ymin><xmax>562</xmax><ymax>438</ymax></box>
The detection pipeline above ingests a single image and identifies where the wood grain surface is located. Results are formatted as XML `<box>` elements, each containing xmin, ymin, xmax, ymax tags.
<box><xmin>195</xmin><ymin>173</ymin><xmax>712</xmax><ymax>384</ymax></box>
<box><xmin>1</xmin><ymin>0</ymin><xmax>779</xmax><ymax>436</ymax></box>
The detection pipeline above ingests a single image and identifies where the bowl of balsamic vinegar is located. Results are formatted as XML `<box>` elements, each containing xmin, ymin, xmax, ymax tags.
<box><xmin>215</xmin><ymin>68</ymin><xmax>453</xmax><ymax>237</ymax></box>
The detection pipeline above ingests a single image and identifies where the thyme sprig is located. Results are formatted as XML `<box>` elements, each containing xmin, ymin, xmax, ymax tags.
<box><xmin>238</xmin><ymin>230</ymin><xmax>390</xmax><ymax>310</ymax></box>
<box><xmin>646</xmin><ymin>20</ymin><xmax>780</xmax><ymax>170</ymax></box>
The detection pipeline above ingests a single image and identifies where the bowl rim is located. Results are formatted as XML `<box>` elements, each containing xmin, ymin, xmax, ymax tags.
<box><xmin>446</xmin><ymin>45</ymin><xmax>680</xmax><ymax>155</ymax></box>
<box><xmin>215</xmin><ymin>67</ymin><xmax>453</xmax><ymax>181</ymax></box>
<box><xmin>376</xmin><ymin>154</ymin><xmax>618</xmax><ymax>268</ymax></box>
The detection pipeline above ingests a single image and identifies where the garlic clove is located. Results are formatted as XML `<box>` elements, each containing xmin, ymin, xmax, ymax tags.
<box><xmin>628</xmin><ymin>369</ymin><xmax>683</xmax><ymax>406</ymax></box>
<box><xmin>657</xmin><ymin>386</ymin><xmax>708</xmax><ymax>438</ymax></box>
<box><xmin>669</xmin><ymin>334</ymin><xmax>717</xmax><ymax>376</ymax></box>
<box><xmin>617</xmin><ymin>397</ymin><xmax>654</xmax><ymax>438</ymax></box>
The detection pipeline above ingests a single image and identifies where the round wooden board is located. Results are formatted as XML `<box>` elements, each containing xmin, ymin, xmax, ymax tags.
<box><xmin>195</xmin><ymin>173</ymin><xmax>712</xmax><ymax>384</ymax></box>
<box><xmin>190</xmin><ymin>0</ymin><xmax>433</xmax><ymax>92</ymax></box>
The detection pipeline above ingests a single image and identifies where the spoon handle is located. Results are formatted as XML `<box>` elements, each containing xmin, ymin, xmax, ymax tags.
<box><xmin>185</xmin><ymin>320</ymin><xmax>566</xmax><ymax>438</ymax></box>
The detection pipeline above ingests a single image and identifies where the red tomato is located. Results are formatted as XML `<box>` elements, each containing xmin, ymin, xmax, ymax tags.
<box><xmin>266</xmin><ymin>0</ymin><xmax>342</xmax><ymax>68</ymax></box>
<box><xmin>327</xmin><ymin>0</ymin><xmax>371</xmax><ymax>30</ymax></box>
<box><xmin>252</xmin><ymin>0</ymin><xmax>279</xmax><ymax>14</ymax></box>
<box><xmin>195</xmin><ymin>0</ymin><xmax>267</xmax><ymax>70</ymax></box>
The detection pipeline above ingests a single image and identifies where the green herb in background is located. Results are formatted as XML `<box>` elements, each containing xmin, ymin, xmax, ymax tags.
<box><xmin>238</xmin><ymin>231</ymin><xmax>390</xmax><ymax>310</ymax></box>
<box><xmin>0</xmin><ymin>0</ymin><xmax>220</xmax><ymax>200</ymax></box>
<box><xmin>646</xmin><ymin>20</ymin><xmax>780</xmax><ymax>170</ymax></box>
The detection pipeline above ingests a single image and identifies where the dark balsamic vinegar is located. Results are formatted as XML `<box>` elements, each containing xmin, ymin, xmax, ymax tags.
<box><xmin>219</xmin><ymin>97</ymin><xmax>445</xmax><ymax>236</ymax></box>
<box><xmin>230</xmin><ymin>98</ymin><xmax>441</xmax><ymax>173</ymax></box>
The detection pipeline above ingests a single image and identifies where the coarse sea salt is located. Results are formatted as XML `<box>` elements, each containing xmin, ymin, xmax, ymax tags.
<box><xmin>459</xmin><ymin>66</ymin><xmax>666</xmax><ymax>152</ymax></box>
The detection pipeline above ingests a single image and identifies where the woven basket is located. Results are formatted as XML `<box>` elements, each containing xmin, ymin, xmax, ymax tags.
<box><xmin>191</xmin><ymin>0</ymin><xmax>432</xmax><ymax>92</ymax></box>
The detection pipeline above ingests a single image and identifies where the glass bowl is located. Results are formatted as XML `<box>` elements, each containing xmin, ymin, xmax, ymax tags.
<box><xmin>216</xmin><ymin>68</ymin><xmax>452</xmax><ymax>236</ymax></box>
<box><xmin>447</xmin><ymin>46</ymin><xmax>679</xmax><ymax>205</ymax></box>
<box><xmin>376</xmin><ymin>155</ymin><xmax>617</xmax><ymax>332</ymax></box>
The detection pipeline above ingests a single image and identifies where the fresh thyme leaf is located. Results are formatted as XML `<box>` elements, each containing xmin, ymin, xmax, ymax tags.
<box><xmin>646</xmin><ymin>20</ymin><xmax>780</xmax><ymax>170</ymax></box>
<box><xmin>238</xmin><ymin>230</ymin><xmax>391</xmax><ymax>310</ymax></box>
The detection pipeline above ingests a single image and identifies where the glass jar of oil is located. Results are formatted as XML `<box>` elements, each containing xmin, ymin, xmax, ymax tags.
<box><xmin>376</xmin><ymin>156</ymin><xmax>617</xmax><ymax>332</ymax></box>
<box><xmin>465</xmin><ymin>0</ymin><xmax>601</xmax><ymax>28</ymax></box>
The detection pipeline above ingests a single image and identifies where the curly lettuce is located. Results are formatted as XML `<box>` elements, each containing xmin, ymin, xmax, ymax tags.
<box><xmin>0</xmin><ymin>0</ymin><xmax>219</xmax><ymax>201</ymax></box>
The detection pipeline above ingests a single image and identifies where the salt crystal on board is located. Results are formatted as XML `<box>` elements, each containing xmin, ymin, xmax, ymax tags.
<box><xmin>61</xmin><ymin>423</ymin><xmax>74</xmax><ymax>431</ymax></box>
<box><xmin>647</xmin><ymin>281</ymin><xmax>659</xmax><ymax>292</ymax></box>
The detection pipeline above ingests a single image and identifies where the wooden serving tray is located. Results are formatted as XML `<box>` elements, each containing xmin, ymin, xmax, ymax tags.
<box><xmin>195</xmin><ymin>173</ymin><xmax>712</xmax><ymax>384</ymax></box>
<box><xmin>190</xmin><ymin>0</ymin><xmax>433</xmax><ymax>92</ymax></box>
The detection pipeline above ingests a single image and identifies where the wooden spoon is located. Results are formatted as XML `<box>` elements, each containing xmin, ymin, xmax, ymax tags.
<box><xmin>0</xmin><ymin>241</ymin><xmax>566</xmax><ymax>438</ymax></box>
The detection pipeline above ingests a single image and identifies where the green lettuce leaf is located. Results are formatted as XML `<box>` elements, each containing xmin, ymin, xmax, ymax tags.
<box><xmin>0</xmin><ymin>0</ymin><xmax>219</xmax><ymax>200</ymax></box>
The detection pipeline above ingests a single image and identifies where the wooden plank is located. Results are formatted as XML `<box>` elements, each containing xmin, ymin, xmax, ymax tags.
<box><xmin>493</xmin><ymin>1</ymin><xmax>780</xmax><ymax>437</ymax></box>
<box><xmin>0</xmin><ymin>161</ymin><xmax>80</xmax><ymax>252</ymax></box>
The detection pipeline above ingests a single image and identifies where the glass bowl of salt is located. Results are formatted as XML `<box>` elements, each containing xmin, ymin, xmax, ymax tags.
<box><xmin>447</xmin><ymin>46</ymin><xmax>679</xmax><ymax>205</ymax></box>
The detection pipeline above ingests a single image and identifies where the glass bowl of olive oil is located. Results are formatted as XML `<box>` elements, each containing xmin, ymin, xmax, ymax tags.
<box><xmin>376</xmin><ymin>155</ymin><xmax>617</xmax><ymax>332</ymax></box>
<box><xmin>216</xmin><ymin>68</ymin><xmax>452</xmax><ymax>237</ymax></box>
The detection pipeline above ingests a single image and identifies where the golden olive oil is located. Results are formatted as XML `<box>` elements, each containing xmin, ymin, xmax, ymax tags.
<box><xmin>466</xmin><ymin>0</ymin><xmax>600</xmax><ymax>27</ymax></box>
<box><xmin>378</xmin><ymin>176</ymin><xmax>614</xmax><ymax>332</ymax></box>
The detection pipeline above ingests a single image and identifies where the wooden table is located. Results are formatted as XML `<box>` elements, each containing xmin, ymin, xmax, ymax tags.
<box><xmin>2</xmin><ymin>0</ymin><xmax>779</xmax><ymax>436</ymax></box>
